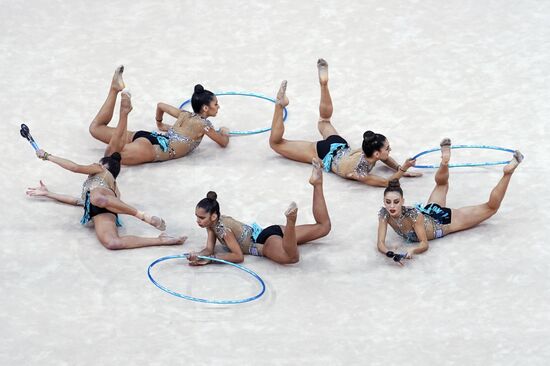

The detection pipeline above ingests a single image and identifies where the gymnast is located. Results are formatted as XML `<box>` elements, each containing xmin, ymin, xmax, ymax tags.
<box><xmin>88</xmin><ymin>66</ymin><xmax>229</xmax><ymax>165</ymax></box>
<box><xmin>27</xmin><ymin>91</ymin><xmax>186</xmax><ymax>250</ymax></box>
<box><xmin>377</xmin><ymin>138</ymin><xmax>524</xmax><ymax>265</ymax></box>
<box><xmin>268</xmin><ymin>58</ymin><xmax>421</xmax><ymax>187</ymax></box>
<box><xmin>188</xmin><ymin>158</ymin><xmax>331</xmax><ymax>265</ymax></box>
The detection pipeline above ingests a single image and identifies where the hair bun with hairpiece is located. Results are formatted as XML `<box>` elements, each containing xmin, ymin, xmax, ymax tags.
<box><xmin>388</xmin><ymin>179</ymin><xmax>401</xmax><ymax>189</ymax></box>
<box><xmin>363</xmin><ymin>130</ymin><xmax>375</xmax><ymax>141</ymax></box>
<box><xmin>194</xmin><ymin>84</ymin><xmax>205</xmax><ymax>94</ymax></box>
<box><xmin>206</xmin><ymin>191</ymin><xmax>217</xmax><ymax>200</ymax></box>
<box><xmin>110</xmin><ymin>152</ymin><xmax>122</xmax><ymax>162</ymax></box>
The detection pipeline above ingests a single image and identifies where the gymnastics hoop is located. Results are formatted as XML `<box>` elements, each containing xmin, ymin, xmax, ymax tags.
<box><xmin>178</xmin><ymin>91</ymin><xmax>289</xmax><ymax>135</ymax></box>
<box><xmin>147</xmin><ymin>253</ymin><xmax>266</xmax><ymax>304</ymax></box>
<box><xmin>411</xmin><ymin>144</ymin><xmax>516</xmax><ymax>169</ymax></box>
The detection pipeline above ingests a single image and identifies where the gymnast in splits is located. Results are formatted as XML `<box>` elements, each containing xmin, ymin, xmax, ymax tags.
<box><xmin>88</xmin><ymin>66</ymin><xmax>229</xmax><ymax>165</ymax></box>
<box><xmin>188</xmin><ymin>159</ymin><xmax>331</xmax><ymax>265</ymax></box>
<box><xmin>376</xmin><ymin>138</ymin><xmax>524</xmax><ymax>265</ymax></box>
<box><xmin>27</xmin><ymin>91</ymin><xmax>186</xmax><ymax>250</ymax></box>
<box><xmin>268</xmin><ymin>58</ymin><xmax>421</xmax><ymax>187</ymax></box>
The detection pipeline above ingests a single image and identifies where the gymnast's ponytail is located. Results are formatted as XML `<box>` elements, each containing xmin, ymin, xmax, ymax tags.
<box><xmin>191</xmin><ymin>84</ymin><xmax>215</xmax><ymax>113</ymax></box>
<box><xmin>100</xmin><ymin>152</ymin><xmax>122</xmax><ymax>178</ymax></box>
<box><xmin>362</xmin><ymin>130</ymin><xmax>387</xmax><ymax>158</ymax></box>
<box><xmin>197</xmin><ymin>191</ymin><xmax>220</xmax><ymax>217</ymax></box>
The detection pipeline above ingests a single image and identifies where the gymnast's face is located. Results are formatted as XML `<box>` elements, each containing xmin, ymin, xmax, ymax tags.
<box><xmin>384</xmin><ymin>191</ymin><xmax>403</xmax><ymax>217</ymax></box>
<box><xmin>378</xmin><ymin>140</ymin><xmax>391</xmax><ymax>160</ymax></box>
<box><xmin>203</xmin><ymin>97</ymin><xmax>219</xmax><ymax>117</ymax></box>
<box><xmin>195</xmin><ymin>207</ymin><xmax>217</xmax><ymax>228</ymax></box>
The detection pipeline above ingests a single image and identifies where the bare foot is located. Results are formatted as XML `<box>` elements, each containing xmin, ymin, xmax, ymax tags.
<box><xmin>317</xmin><ymin>58</ymin><xmax>328</xmax><ymax>85</ymax></box>
<box><xmin>138</xmin><ymin>211</ymin><xmax>166</xmax><ymax>231</ymax></box>
<box><xmin>120</xmin><ymin>89</ymin><xmax>133</xmax><ymax>114</ymax></box>
<box><xmin>159</xmin><ymin>233</ymin><xmax>187</xmax><ymax>245</ymax></box>
<box><xmin>111</xmin><ymin>65</ymin><xmax>125</xmax><ymax>91</ymax></box>
<box><xmin>503</xmin><ymin>150</ymin><xmax>524</xmax><ymax>174</ymax></box>
<box><xmin>284</xmin><ymin>201</ymin><xmax>298</xmax><ymax>223</ymax></box>
<box><xmin>440</xmin><ymin>138</ymin><xmax>451</xmax><ymax>165</ymax></box>
<box><xmin>309</xmin><ymin>158</ymin><xmax>324</xmax><ymax>185</ymax></box>
<box><xmin>276</xmin><ymin>80</ymin><xmax>289</xmax><ymax>107</ymax></box>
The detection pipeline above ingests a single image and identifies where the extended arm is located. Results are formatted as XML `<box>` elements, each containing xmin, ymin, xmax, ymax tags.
<box><xmin>204</xmin><ymin>126</ymin><xmax>230</xmax><ymax>147</ymax></box>
<box><xmin>211</xmin><ymin>230</ymin><xmax>244</xmax><ymax>263</ymax></box>
<box><xmin>348</xmin><ymin>158</ymin><xmax>416</xmax><ymax>187</ymax></box>
<box><xmin>382</xmin><ymin>156</ymin><xmax>422</xmax><ymax>178</ymax></box>
<box><xmin>36</xmin><ymin>150</ymin><xmax>104</xmax><ymax>176</ymax></box>
<box><xmin>26</xmin><ymin>180</ymin><xmax>82</xmax><ymax>206</ymax></box>
<box><xmin>155</xmin><ymin>103</ymin><xmax>180</xmax><ymax>131</ymax></box>
<box><xmin>407</xmin><ymin>215</ymin><xmax>430</xmax><ymax>257</ymax></box>
<box><xmin>376</xmin><ymin>218</ymin><xmax>391</xmax><ymax>254</ymax></box>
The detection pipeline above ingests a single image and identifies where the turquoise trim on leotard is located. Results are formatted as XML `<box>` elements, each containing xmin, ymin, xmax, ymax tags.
<box><xmin>151</xmin><ymin>131</ymin><xmax>170</xmax><ymax>152</ymax></box>
<box><xmin>250</xmin><ymin>222</ymin><xmax>263</xmax><ymax>242</ymax></box>
<box><xmin>322</xmin><ymin>143</ymin><xmax>347</xmax><ymax>172</ymax></box>
<box><xmin>80</xmin><ymin>191</ymin><xmax>122</xmax><ymax>227</ymax></box>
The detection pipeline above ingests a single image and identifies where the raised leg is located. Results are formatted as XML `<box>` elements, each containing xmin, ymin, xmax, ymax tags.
<box><xmin>427</xmin><ymin>138</ymin><xmax>451</xmax><ymax>206</ymax></box>
<box><xmin>89</xmin><ymin>66</ymin><xmax>133</xmax><ymax>144</ymax></box>
<box><xmin>104</xmin><ymin>90</ymin><xmax>133</xmax><ymax>156</ymax></box>
<box><xmin>92</xmin><ymin>214</ymin><xmax>186</xmax><ymax>250</ymax></box>
<box><xmin>262</xmin><ymin>202</ymin><xmax>299</xmax><ymax>264</ymax></box>
<box><xmin>447</xmin><ymin>151</ymin><xmax>523</xmax><ymax>233</ymax></box>
<box><xmin>262</xmin><ymin>159</ymin><xmax>331</xmax><ymax>264</ymax></box>
<box><xmin>268</xmin><ymin>80</ymin><xmax>318</xmax><ymax>163</ymax></box>
<box><xmin>294</xmin><ymin>158</ymin><xmax>331</xmax><ymax>243</ymax></box>
<box><xmin>89</xmin><ymin>188</ymin><xmax>166</xmax><ymax>230</ymax></box>
<box><xmin>317</xmin><ymin>58</ymin><xmax>338</xmax><ymax>139</ymax></box>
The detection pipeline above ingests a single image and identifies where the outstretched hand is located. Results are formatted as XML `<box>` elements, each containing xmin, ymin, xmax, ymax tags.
<box><xmin>402</xmin><ymin>157</ymin><xmax>416</xmax><ymax>171</ymax></box>
<box><xmin>219</xmin><ymin>127</ymin><xmax>230</xmax><ymax>136</ymax></box>
<box><xmin>187</xmin><ymin>252</ymin><xmax>212</xmax><ymax>266</ymax></box>
<box><xmin>403</xmin><ymin>171</ymin><xmax>422</xmax><ymax>177</ymax></box>
<box><xmin>36</xmin><ymin>149</ymin><xmax>47</xmax><ymax>160</ymax></box>
<box><xmin>26</xmin><ymin>180</ymin><xmax>49</xmax><ymax>197</ymax></box>
<box><xmin>386</xmin><ymin>250</ymin><xmax>411</xmax><ymax>266</ymax></box>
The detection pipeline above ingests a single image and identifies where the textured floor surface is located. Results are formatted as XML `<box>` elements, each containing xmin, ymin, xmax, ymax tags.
<box><xmin>1</xmin><ymin>1</ymin><xmax>549</xmax><ymax>365</ymax></box>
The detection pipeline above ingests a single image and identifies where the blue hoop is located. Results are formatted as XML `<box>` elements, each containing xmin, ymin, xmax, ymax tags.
<box><xmin>411</xmin><ymin>144</ymin><xmax>516</xmax><ymax>168</ymax></box>
<box><xmin>147</xmin><ymin>253</ymin><xmax>266</xmax><ymax>304</ymax></box>
<box><xmin>179</xmin><ymin>91</ymin><xmax>288</xmax><ymax>135</ymax></box>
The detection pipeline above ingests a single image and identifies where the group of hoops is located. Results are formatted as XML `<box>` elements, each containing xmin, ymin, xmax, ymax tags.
<box><xmin>25</xmin><ymin>59</ymin><xmax>524</xmax><ymax>268</ymax></box>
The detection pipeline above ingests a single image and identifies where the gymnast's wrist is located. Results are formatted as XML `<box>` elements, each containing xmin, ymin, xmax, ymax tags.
<box><xmin>156</xmin><ymin>118</ymin><xmax>163</xmax><ymax>123</ymax></box>
<box><xmin>398</xmin><ymin>165</ymin><xmax>407</xmax><ymax>172</ymax></box>
<box><xmin>41</xmin><ymin>152</ymin><xmax>50</xmax><ymax>161</ymax></box>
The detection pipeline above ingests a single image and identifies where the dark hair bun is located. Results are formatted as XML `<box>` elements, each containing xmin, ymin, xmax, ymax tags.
<box><xmin>110</xmin><ymin>152</ymin><xmax>122</xmax><ymax>162</ymax></box>
<box><xmin>206</xmin><ymin>191</ymin><xmax>217</xmax><ymax>200</ymax></box>
<box><xmin>363</xmin><ymin>130</ymin><xmax>375</xmax><ymax>141</ymax></box>
<box><xmin>388</xmin><ymin>179</ymin><xmax>401</xmax><ymax>189</ymax></box>
<box><xmin>194</xmin><ymin>84</ymin><xmax>205</xmax><ymax>94</ymax></box>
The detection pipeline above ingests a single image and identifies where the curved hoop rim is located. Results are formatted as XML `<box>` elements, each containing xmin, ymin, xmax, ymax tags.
<box><xmin>147</xmin><ymin>253</ymin><xmax>266</xmax><ymax>304</ymax></box>
<box><xmin>179</xmin><ymin>91</ymin><xmax>288</xmax><ymax>135</ymax></box>
<box><xmin>411</xmin><ymin>144</ymin><xmax>516</xmax><ymax>168</ymax></box>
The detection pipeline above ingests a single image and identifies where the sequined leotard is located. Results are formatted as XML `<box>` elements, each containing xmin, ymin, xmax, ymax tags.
<box><xmin>80</xmin><ymin>169</ymin><xmax>120</xmax><ymax>226</ymax></box>
<box><xmin>152</xmin><ymin>111</ymin><xmax>214</xmax><ymax>161</ymax></box>
<box><xmin>378</xmin><ymin>206</ymin><xmax>449</xmax><ymax>242</ymax></box>
<box><xmin>213</xmin><ymin>215</ymin><xmax>264</xmax><ymax>256</ymax></box>
<box><xmin>331</xmin><ymin>147</ymin><xmax>375</xmax><ymax>178</ymax></box>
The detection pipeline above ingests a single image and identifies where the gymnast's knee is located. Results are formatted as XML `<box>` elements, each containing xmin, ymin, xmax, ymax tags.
<box><xmin>100</xmin><ymin>236</ymin><xmax>123</xmax><ymax>250</ymax></box>
<box><xmin>318</xmin><ymin>221</ymin><xmax>332</xmax><ymax>237</ymax></box>
<box><xmin>90</xmin><ymin>192</ymin><xmax>109</xmax><ymax>208</ymax></box>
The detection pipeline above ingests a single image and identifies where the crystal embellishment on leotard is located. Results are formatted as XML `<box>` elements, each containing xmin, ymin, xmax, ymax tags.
<box><xmin>379</xmin><ymin>206</ymin><xmax>447</xmax><ymax>242</ymax></box>
<box><xmin>167</xmin><ymin>128</ymin><xmax>201</xmax><ymax>153</ymax></box>
<box><xmin>214</xmin><ymin>218</ymin><xmax>253</xmax><ymax>249</ymax></box>
<box><xmin>355</xmin><ymin>153</ymin><xmax>375</xmax><ymax>177</ymax></box>
<box><xmin>80</xmin><ymin>175</ymin><xmax>110</xmax><ymax>201</ymax></box>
